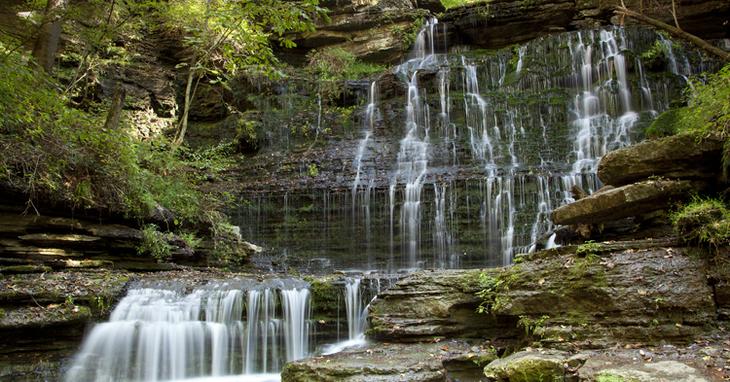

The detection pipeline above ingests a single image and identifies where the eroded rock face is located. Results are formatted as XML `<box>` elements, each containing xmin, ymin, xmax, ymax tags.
<box><xmin>492</xmin><ymin>246</ymin><xmax>716</xmax><ymax>347</ymax></box>
<box><xmin>442</xmin><ymin>0</ymin><xmax>730</xmax><ymax>50</ymax></box>
<box><xmin>550</xmin><ymin>179</ymin><xmax>695</xmax><ymax>225</ymax></box>
<box><xmin>369</xmin><ymin>242</ymin><xmax>718</xmax><ymax>348</ymax></box>
<box><xmin>286</xmin><ymin>1</ymin><xmax>429</xmax><ymax>63</ymax></box>
<box><xmin>368</xmin><ymin>269</ymin><xmax>519</xmax><ymax>342</ymax></box>
<box><xmin>597</xmin><ymin>133</ymin><xmax>724</xmax><ymax>187</ymax></box>
<box><xmin>442</xmin><ymin>0</ymin><xmax>577</xmax><ymax>49</ymax></box>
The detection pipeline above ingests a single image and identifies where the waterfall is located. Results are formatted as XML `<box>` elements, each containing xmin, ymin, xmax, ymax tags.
<box><xmin>65</xmin><ymin>280</ymin><xmax>311</xmax><ymax>382</ymax></box>
<box><xmin>352</xmin><ymin>81</ymin><xmax>378</xmax><ymax>201</ymax></box>
<box><xmin>320</xmin><ymin>276</ymin><xmax>371</xmax><ymax>355</ymax></box>
<box><xmin>235</xmin><ymin>26</ymin><xmax>706</xmax><ymax>271</ymax></box>
<box><xmin>345</xmin><ymin>277</ymin><xmax>366</xmax><ymax>340</ymax></box>
<box><xmin>389</xmin><ymin>18</ymin><xmax>447</xmax><ymax>269</ymax></box>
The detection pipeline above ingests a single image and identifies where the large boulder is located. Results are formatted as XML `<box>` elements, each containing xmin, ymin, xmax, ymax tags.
<box><xmin>550</xmin><ymin>179</ymin><xmax>695</xmax><ymax>225</ymax></box>
<box><xmin>597</xmin><ymin>133</ymin><xmax>724</xmax><ymax>187</ymax></box>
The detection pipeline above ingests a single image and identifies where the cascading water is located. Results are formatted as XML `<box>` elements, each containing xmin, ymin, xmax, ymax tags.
<box><xmin>321</xmin><ymin>275</ymin><xmax>397</xmax><ymax>355</ymax></box>
<box><xmin>344</xmin><ymin>277</ymin><xmax>366</xmax><ymax>340</ymax></box>
<box><xmin>65</xmin><ymin>280</ymin><xmax>311</xmax><ymax>382</ymax></box>
<box><xmin>389</xmin><ymin>18</ymin><xmax>449</xmax><ymax>269</ymax></box>
<box><xmin>235</xmin><ymin>26</ymin><xmax>708</xmax><ymax>272</ymax></box>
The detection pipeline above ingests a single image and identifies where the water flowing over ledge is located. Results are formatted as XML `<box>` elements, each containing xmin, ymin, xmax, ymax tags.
<box><xmin>234</xmin><ymin>24</ymin><xmax>711</xmax><ymax>273</ymax></box>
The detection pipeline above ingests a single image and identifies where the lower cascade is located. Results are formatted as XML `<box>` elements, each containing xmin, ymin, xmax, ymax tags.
<box><xmin>65</xmin><ymin>280</ymin><xmax>312</xmax><ymax>382</ymax></box>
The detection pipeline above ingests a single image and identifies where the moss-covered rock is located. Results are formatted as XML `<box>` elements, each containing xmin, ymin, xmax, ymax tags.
<box><xmin>597</xmin><ymin>133</ymin><xmax>724</xmax><ymax>187</ymax></box>
<box><xmin>482</xmin><ymin>350</ymin><xmax>581</xmax><ymax>381</ymax></box>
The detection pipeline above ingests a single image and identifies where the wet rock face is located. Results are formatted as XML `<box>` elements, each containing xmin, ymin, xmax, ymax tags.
<box><xmin>597</xmin><ymin>133</ymin><xmax>725</xmax><ymax>187</ymax></box>
<box><xmin>550</xmin><ymin>179</ymin><xmax>696</xmax><ymax>225</ymax></box>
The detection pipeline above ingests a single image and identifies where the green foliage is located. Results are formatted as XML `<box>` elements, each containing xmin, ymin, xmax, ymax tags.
<box><xmin>674</xmin><ymin>63</ymin><xmax>730</xmax><ymax>138</ymax></box>
<box><xmin>179</xmin><ymin>232</ymin><xmax>202</xmax><ymax>250</ymax></box>
<box><xmin>393</xmin><ymin>17</ymin><xmax>425</xmax><ymax>47</ymax></box>
<box><xmin>159</xmin><ymin>0</ymin><xmax>324</xmax><ymax>75</ymax></box>
<box><xmin>476</xmin><ymin>271</ymin><xmax>507</xmax><ymax>314</ymax></box>
<box><xmin>138</xmin><ymin>224</ymin><xmax>173</xmax><ymax>262</ymax></box>
<box><xmin>517</xmin><ymin>315</ymin><xmax>550</xmax><ymax>336</ymax></box>
<box><xmin>91</xmin><ymin>295</ymin><xmax>112</xmax><ymax>316</ymax></box>
<box><xmin>0</xmin><ymin>46</ymin><xmax>238</xmax><ymax>227</ymax></box>
<box><xmin>569</xmin><ymin>253</ymin><xmax>602</xmax><ymax>279</ymax></box>
<box><xmin>305</xmin><ymin>47</ymin><xmax>386</xmax><ymax>105</ymax></box>
<box><xmin>307</xmin><ymin>163</ymin><xmax>319</xmax><ymax>178</ymax></box>
<box><xmin>671</xmin><ymin>197</ymin><xmax>730</xmax><ymax>251</ymax></box>
<box><xmin>441</xmin><ymin>0</ymin><xmax>484</xmax><ymax>9</ymax></box>
<box><xmin>596</xmin><ymin>374</ymin><xmax>632</xmax><ymax>382</ymax></box>
<box><xmin>303</xmin><ymin>276</ymin><xmax>340</xmax><ymax>316</ymax></box>
<box><xmin>575</xmin><ymin>241</ymin><xmax>602</xmax><ymax>257</ymax></box>
<box><xmin>207</xmin><ymin>211</ymin><xmax>247</xmax><ymax>267</ymax></box>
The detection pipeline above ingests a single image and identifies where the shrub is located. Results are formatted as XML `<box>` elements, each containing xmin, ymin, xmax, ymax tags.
<box><xmin>138</xmin><ymin>224</ymin><xmax>173</xmax><ymax>262</ymax></box>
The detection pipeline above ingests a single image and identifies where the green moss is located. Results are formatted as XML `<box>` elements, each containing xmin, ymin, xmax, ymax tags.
<box><xmin>596</xmin><ymin>373</ymin><xmax>638</xmax><ymax>382</ymax></box>
<box><xmin>645</xmin><ymin>108</ymin><xmax>680</xmax><ymax>138</ymax></box>
<box><xmin>441</xmin><ymin>0</ymin><xmax>485</xmax><ymax>9</ymax></box>
<box><xmin>0</xmin><ymin>264</ymin><xmax>53</xmax><ymax>274</ymax></box>
<box><xmin>672</xmin><ymin>197</ymin><xmax>730</xmax><ymax>251</ymax></box>
<box><xmin>304</xmin><ymin>276</ymin><xmax>341</xmax><ymax>316</ymax></box>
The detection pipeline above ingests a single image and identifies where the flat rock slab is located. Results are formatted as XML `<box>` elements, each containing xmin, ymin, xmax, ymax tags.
<box><xmin>281</xmin><ymin>340</ymin><xmax>477</xmax><ymax>382</ymax></box>
<box><xmin>0</xmin><ymin>304</ymin><xmax>91</xmax><ymax>330</ymax></box>
<box><xmin>594</xmin><ymin>361</ymin><xmax>708</xmax><ymax>382</ymax></box>
<box><xmin>483</xmin><ymin>347</ymin><xmax>722</xmax><ymax>381</ymax></box>
<box><xmin>597</xmin><ymin>133</ymin><xmax>724</xmax><ymax>187</ymax></box>
<box><xmin>551</xmin><ymin>179</ymin><xmax>694</xmax><ymax>225</ymax></box>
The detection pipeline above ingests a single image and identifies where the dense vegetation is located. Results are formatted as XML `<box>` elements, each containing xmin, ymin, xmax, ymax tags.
<box><xmin>0</xmin><ymin>0</ymin><xmax>331</xmax><ymax>264</ymax></box>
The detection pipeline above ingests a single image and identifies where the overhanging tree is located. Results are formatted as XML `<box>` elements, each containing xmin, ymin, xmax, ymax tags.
<box><xmin>161</xmin><ymin>0</ymin><xmax>326</xmax><ymax>146</ymax></box>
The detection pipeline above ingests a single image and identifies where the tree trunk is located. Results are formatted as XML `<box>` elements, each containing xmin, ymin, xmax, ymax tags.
<box><xmin>103</xmin><ymin>84</ymin><xmax>126</xmax><ymax>130</ymax></box>
<box><xmin>174</xmin><ymin>70</ymin><xmax>195</xmax><ymax>146</ymax></box>
<box><xmin>615</xmin><ymin>6</ymin><xmax>730</xmax><ymax>62</ymax></box>
<box><xmin>32</xmin><ymin>0</ymin><xmax>66</xmax><ymax>72</ymax></box>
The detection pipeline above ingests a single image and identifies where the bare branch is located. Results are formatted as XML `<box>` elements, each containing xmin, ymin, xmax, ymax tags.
<box><xmin>615</xmin><ymin>5</ymin><xmax>730</xmax><ymax>62</ymax></box>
